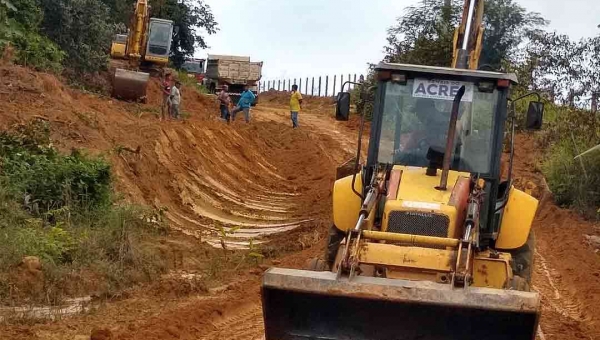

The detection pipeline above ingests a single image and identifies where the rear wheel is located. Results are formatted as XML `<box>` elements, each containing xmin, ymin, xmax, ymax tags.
<box><xmin>325</xmin><ymin>225</ymin><xmax>346</xmax><ymax>270</ymax></box>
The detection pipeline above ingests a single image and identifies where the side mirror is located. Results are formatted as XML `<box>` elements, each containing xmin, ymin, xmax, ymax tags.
<box><xmin>526</xmin><ymin>101</ymin><xmax>544</xmax><ymax>130</ymax></box>
<box><xmin>336</xmin><ymin>92</ymin><xmax>351</xmax><ymax>121</ymax></box>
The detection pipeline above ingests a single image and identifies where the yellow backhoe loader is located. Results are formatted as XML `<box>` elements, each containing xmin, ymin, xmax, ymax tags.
<box><xmin>109</xmin><ymin>0</ymin><xmax>173</xmax><ymax>101</ymax></box>
<box><xmin>261</xmin><ymin>1</ymin><xmax>547</xmax><ymax>339</ymax></box>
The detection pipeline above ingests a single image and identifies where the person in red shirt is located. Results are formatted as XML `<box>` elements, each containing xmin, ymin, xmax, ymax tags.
<box><xmin>161</xmin><ymin>72</ymin><xmax>172</xmax><ymax>121</ymax></box>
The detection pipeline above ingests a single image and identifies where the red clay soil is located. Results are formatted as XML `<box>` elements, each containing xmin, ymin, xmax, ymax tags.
<box><xmin>0</xmin><ymin>63</ymin><xmax>598</xmax><ymax>340</ymax></box>
<box><xmin>0</xmin><ymin>64</ymin><xmax>351</xmax><ymax>245</ymax></box>
<box><xmin>510</xmin><ymin>134</ymin><xmax>600</xmax><ymax>340</ymax></box>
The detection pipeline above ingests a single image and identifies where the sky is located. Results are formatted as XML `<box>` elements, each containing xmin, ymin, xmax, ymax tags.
<box><xmin>199</xmin><ymin>0</ymin><xmax>600</xmax><ymax>82</ymax></box>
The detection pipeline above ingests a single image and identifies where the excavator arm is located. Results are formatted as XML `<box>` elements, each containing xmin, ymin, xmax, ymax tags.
<box><xmin>452</xmin><ymin>0</ymin><xmax>485</xmax><ymax>70</ymax></box>
<box><xmin>125</xmin><ymin>0</ymin><xmax>150</xmax><ymax>66</ymax></box>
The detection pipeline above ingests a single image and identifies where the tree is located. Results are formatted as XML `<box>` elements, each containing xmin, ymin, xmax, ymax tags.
<box><xmin>384</xmin><ymin>0</ymin><xmax>459</xmax><ymax>67</ymax></box>
<box><xmin>150</xmin><ymin>0</ymin><xmax>217</xmax><ymax>68</ymax></box>
<box><xmin>526</xmin><ymin>31</ymin><xmax>587</xmax><ymax>105</ymax></box>
<box><xmin>1</xmin><ymin>0</ymin><xmax>64</xmax><ymax>72</ymax></box>
<box><xmin>479</xmin><ymin>0</ymin><xmax>546</xmax><ymax>69</ymax></box>
<box><xmin>39</xmin><ymin>0</ymin><xmax>114</xmax><ymax>74</ymax></box>
<box><xmin>384</xmin><ymin>0</ymin><xmax>546</xmax><ymax>70</ymax></box>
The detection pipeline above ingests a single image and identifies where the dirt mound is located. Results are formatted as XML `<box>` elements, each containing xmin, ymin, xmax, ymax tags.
<box><xmin>510</xmin><ymin>134</ymin><xmax>600</xmax><ymax>340</ymax></box>
<box><xmin>0</xmin><ymin>61</ymin><xmax>352</xmax><ymax>261</ymax></box>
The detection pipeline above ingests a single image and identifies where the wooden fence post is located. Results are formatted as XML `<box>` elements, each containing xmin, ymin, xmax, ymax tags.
<box><xmin>318</xmin><ymin>76</ymin><xmax>322</xmax><ymax>96</ymax></box>
<box><xmin>354</xmin><ymin>74</ymin><xmax>357</xmax><ymax>84</ymax></box>
<box><xmin>305</xmin><ymin>77</ymin><xmax>308</xmax><ymax>94</ymax></box>
<box><xmin>299</xmin><ymin>78</ymin><xmax>302</xmax><ymax>93</ymax></box>
<box><xmin>311</xmin><ymin>77</ymin><xmax>315</xmax><ymax>96</ymax></box>
<box><xmin>325</xmin><ymin>76</ymin><xmax>329</xmax><ymax>97</ymax></box>
<box><xmin>333</xmin><ymin>75</ymin><xmax>337</xmax><ymax>95</ymax></box>
<box><xmin>592</xmin><ymin>92</ymin><xmax>598</xmax><ymax>114</ymax></box>
<box><xmin>278</xmin><ymin>80</ymin><xmax>281</xmax><ymax>91</ymax></box>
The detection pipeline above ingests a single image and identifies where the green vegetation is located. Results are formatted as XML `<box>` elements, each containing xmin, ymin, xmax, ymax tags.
<box><xmin>1</xmin><ymin>0</ymin><xmax>217</xmax><ymax>74</ymax></box>
<box><xmin>538</xmin><ymin>105</ymin><xmax>599</xmax><ymax>218</ymax></box>
<box><xmin>178</xmin><ymin>69</ymin><xmax>210</xmax><ymax>94</ymax></box>
<box><xmin>0</xmin><ymin>121</ymin><xmax>168</xmax><ymax>304</ymax></box>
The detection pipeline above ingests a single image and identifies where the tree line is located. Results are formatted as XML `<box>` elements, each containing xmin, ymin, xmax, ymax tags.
<box><xmin>382</xmin><ymin>0</ymin><xmax>600</xmax><ymax>110</ymax></box>
<box><xmin>0</xmin><ymin>0</ymin><xmax>217</xmax><ymax>75</ymax></box>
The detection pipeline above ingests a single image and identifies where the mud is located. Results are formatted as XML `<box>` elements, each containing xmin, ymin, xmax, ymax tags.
<box><xmin>0</xmin><ymin>65</ymin><xmax>598</xmax><ymax>339</ymax></box>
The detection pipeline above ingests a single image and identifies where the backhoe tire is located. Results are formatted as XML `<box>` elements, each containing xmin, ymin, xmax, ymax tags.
<box><xmin>325</xmin><ymin>225</ymin><xmax>346</xmax><ymax>270</ymax></box>
<box><xmin>306</xmin><ymin>258</ymin><xmax>327</xmax><ymax>271</ymax></box>
<box><xmin>510</xmin><ymin>275</ymin><xmax>531</xmax><ymax>292</ymax></box>
<box><xmin>511</xmin><ymin>230</ymin><xmax>535</xmax><ymax>285</ymax></box>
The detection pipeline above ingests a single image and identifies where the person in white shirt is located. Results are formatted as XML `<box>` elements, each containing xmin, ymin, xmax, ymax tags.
<box><xmin>170</xmin><ymin>81</ymin><xmax>182</xmax><ymax>119</ymax></box>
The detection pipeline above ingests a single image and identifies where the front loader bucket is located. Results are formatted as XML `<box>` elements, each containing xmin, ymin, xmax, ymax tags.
<box><xmin>262</xmin><ymin>268</ymin><xmax>540</xmax><ymax>340</ymax></box>
<box><xmin>112</xmin><ymin>68</ymin><xmax>149</xmax><ymax>102</ymax></box>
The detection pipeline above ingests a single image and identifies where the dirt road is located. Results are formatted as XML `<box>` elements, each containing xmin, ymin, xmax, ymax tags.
<box><xmin>0</xmin><ymin>65</ymin><xmax>599</xmax><ymax>339</ymax></box>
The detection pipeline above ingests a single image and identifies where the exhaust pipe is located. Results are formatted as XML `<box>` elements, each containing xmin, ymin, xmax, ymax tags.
<box><xmin>438</xmin><ymin>85</ymin><xmax>466</xmax><ymax>191</ymax></box>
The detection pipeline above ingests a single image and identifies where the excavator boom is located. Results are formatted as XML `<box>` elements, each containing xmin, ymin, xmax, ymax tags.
<box><xmin>452</xmin><ymin>0</ymin><xmax>485</xmax><ymax>70</ymax></box>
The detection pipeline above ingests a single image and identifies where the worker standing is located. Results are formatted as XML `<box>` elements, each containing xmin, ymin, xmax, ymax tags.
<box><xmin>170</xmin><ymin>81</ymin><xmax>182</xmax><ymax>120</ymax></box>
<box><xmin>290</xmin><ymin>84</ymin><xmax>303</xmax><ymax>128</ymax></box>
<box><xmin>161</xmin><ymin>72</ymin><xmax>172</xmax><ymax>121</ymax></box>
<box><xmin>218</xmin><ymin>85</ymin><xmax>232</xmax><ymax>123</ymax></box>
<box><xmin>231</xmin><ymin>85</ymin><xmax>255</xmax><ymax>123</ymax></box>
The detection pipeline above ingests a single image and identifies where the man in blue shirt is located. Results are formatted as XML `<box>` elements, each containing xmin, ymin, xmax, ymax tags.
<box><xmin>231</xmin><ymin>85</ymin><xmax>256</xmax><ymax>123</ymax></box>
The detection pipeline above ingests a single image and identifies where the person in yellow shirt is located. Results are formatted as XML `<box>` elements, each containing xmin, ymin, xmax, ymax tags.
<box><xmin>290</xmin><ymin>84</ymin><xmax>303</xmax><ymax>128</ymax></box>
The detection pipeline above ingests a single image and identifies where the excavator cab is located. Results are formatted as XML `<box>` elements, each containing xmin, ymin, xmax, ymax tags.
<box><xmin>144</xmin><ymin>18</ymin><xmax>173</xmax><ymax>65</ymax></box>
<box><xmin>261</xmin><ymin>63</ymin><xmax>545</xmax><ymax>340</ymax></box>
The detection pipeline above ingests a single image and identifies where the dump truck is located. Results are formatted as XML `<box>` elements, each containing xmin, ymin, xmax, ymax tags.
<box><xmin>261</xmin><ymin>1</ymin><xmax>547</xmax><ymax>339</ymax></box>
<box><xmin>204</xmin><ymin>54</ymin><xmax>263</xmax><ymax>105</ymax></box>
<box><xmin>109</xmin><ymin>0</ymin><xmax>174</xmax><ymax>102</ymax></box>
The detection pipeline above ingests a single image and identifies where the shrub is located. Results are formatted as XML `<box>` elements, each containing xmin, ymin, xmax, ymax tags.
<box><xmin>0</xmin><ymin>121</ymin><xmax>168</xmax><ymax>304</ymax></box>
<box><xmin>39</xmin><ymin>0</ymin><xmax>114</xmax><ymax>74</ymax></box>
<box><xmin>0</xmin><ymin>121</ymin><xmax>111</xmax><ymax>212</ymax></box>
<box><xmin>0</xmin><ymin>0</ymin><xmax>64</xmax><ymax>72</ymax></box>
<box><xmin>10</xmin><ymin>30</ymin><xmax>64</xmax><ymax>72</ymax></box>
<box><xmin>542</xmin><ymin>138</ymin><xmax>600</xmax><ymax>218</ymax></box>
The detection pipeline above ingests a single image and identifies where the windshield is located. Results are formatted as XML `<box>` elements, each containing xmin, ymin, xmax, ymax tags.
<box><xmin>378</xmin><ymin>79</ymin><xmax>498</xmax><ymax>174</ymax></box>
<box><xmin>148</xmin><ymin>22</ymin><xmax>171</xmax><ymax>46</ymax></box>
<box><xmin>182</xmin><ymin>61</ymin><xmax>203</xmax><ymax>73</ymax></box>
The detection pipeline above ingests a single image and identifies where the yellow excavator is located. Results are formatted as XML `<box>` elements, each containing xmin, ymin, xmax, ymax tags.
<box><xmin>261</xmin><ymin>1</ymin><xmax>547</xmax><ymax>339</ymax></box>
<box><xmin>109</xmin><ymin>0</ymin><xmax>174</xmax><ymax>101</ymax></box>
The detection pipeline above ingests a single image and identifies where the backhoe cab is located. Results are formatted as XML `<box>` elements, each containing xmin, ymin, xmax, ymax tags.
<box><xmin>261</xmin><ymin>63</ymin><xmax>545</xmax><ymax>340</ymax></box>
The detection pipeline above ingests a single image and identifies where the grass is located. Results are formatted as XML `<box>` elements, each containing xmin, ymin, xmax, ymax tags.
<box><xmin>177</xmin><ymin>70</ymin><xmax>210</xmax><ymax>94</ymax></box>
<box><xmin>0</xmin><ymin>120</ymin><xmax>168</xmax><ymax>305</ymax></box>
<box><xmin>532</xmin><ymin>101</ymin><xmax>600</xmax><ymax>219</ymax></box>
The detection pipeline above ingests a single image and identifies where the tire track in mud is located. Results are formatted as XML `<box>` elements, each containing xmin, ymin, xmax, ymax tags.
<box><xmin>199</xmin><ymin>304</ymin><xmax>264</xmax><ymax>340</ymax></box>
<box><xmin>150</xmin><ymin>106</ymin><xmax>354</xmax><ymax>250</ymax></box>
